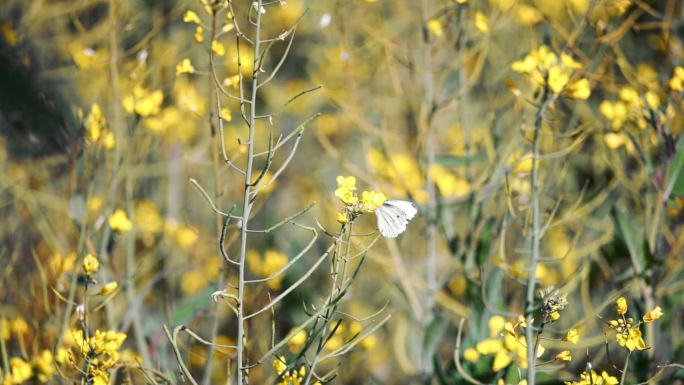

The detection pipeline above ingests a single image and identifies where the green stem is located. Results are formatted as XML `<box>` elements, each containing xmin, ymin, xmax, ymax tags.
<box><xmin>236</xmin><ymin>3</ymin><xmax>262</xmax><ymax>383</ymax></box>
<box><xmin>525</xmin><ymin>87</ymin><xmax>549</xmax><ymax>385</ymax></box>
<box><xmin>620</xmin><ymin>350</ymin><xmax>632</xmax><ymax>385</ymax></box>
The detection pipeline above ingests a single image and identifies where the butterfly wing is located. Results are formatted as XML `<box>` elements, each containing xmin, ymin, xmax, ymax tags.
<box><xmin>384</xmin><ymin>200</ymin><xmax>417</xmax><ymax>220</ymax></box>
<box><xmin>376</xmin><ymin>203</ymin><xmax>409</xmax><ymax>238</ymax></box>
<box><xmin>374</xmin><ymin>200</ymin><xmax>417</xmax><ymax>238</ymax></box>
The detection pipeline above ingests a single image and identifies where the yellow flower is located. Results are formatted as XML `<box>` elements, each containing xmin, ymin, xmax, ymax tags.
<box><xmin>548</xmin><ymin>66</ymin><xmax>570</xmax><ymax>93</ymax></box>
<box><xmin>33</xmin><ymin>350</ymin><xmax>55</xmax><ymax>382</ymax></box>
<box><xmin>488</xmin><ymin>316</ymin><xmax>506</xmax><ymax>337</ymax></box>
<box><xmin>10</xmin><ymin>357</ymin><xmax>32</xmax><ymax>384</ymax></box>
<box><xmin>475</xmin><ymin>338</ymin><xmax>503</xmax><ymax>355</ymax></box>
<box><xmin>10</xmin><ymin>318</ymin><xmax>28</xmax><ymax>335</ymax></box>
<box><xmin>336</xmin><ymin>212</ymin><xmax>349</xmax><ymax>224</ymax></box>
<box><xmin>135</xmin><ymin>200</ymin><xmax>163</xmax><ymax>234</ymax></box>
<box><xmin>616</xmin><ymin>297</ymin><xmax>628</xmax><ymax>315</ymax></box>
<box><xmin>175</xmin><ymin>58</ymin><xmax>195</xmax><ymax>76</ymax></box>
<box><xmin>613</xmin><ymin>319</ymin><xmax>646</xmax><ymax>351</ymax></box>
<box><xmin>474</xmin><ymin>11</ymin><xmax>489</xmax><ymax>33</ymax></box>
<box><xmin>175</xmin><ymin>226</ymin><xmax>199</xmax><ymax>250</ymax></box>
<box><xmin>645</xmin><ymin>91</ymin><xmax>659</xmax><ymax>109</ymax></box>
<box><xmin>0</xmin><ymin>23</ymin><xmax>18</xmax><ymax>46</ymax></box>
<box><xmin>550</xmin><ymin>311</ymin><xmax>561</xmax><ymax>321</ymax></box>
<box><xmin>564</xmin><ymin>328</ymin><xmax>580</xmax><ymax>344</ymax></box>
<box><xmin>122</xmin><ymin>86</ymin><xmax>164</xmax><ymax>117</ymax></box>
<box><xmin>427</xmin><ymin>19</ymin><xmax>443</xmax><ymax>37</ymax></box>
<box><xmin>511</xmin><ymin>55</ymin><xmax>537</xmax><ymax>74</ymax></box>
<box><xmin>492</xmin><ymin>350</ymin><xmax>512</xmax><ymax>372</ymax></box>
<box><xmin>555</xmin><ymin>350</ymin><xmax>572</xmax><ymax>361</ymax></box>
<box><xmin>361</xmin><ymin>190</ymin><xmax>386</xmax><ymax>212</ymax></box>
<box><xmin>194</xmin><ymin>26</ymin><xmax>205</xmax><ymax>44</ymax></box>
<box><xmin>336</xmin><ymin>176</ymin><xmax>357</xmax><ymax>191</ymax></box>
<box><xmin>429</xmin><ymin>165</ymin><xmax>471</xmax><ymax>198</ymax></box>
<box><xmin>603</xmin><ymin>132</ymin><xmax>627</xmax><ymax>149</ymax></box>
<box><xmin>287</xmin><ymin>329</ymin><xmax>307</xmax><ymax>352</ymax></box>
<box><xmin>335</xmin><ymin>188</ymin><xmax>358</xmax><ymax>206</ymax></box>
<box><xmin>183</xmin><ymin>10</ymin><xmax>201</xmax><ymax>24</ymax></box>
<box><xmin>643</xmin><ymin>306</ymin><xmax>663</xmax><ymax>323</ymax></box>
<box><xmin>212</xmin><ymin>40</ymin><xmax>225</xmax><ymax>56</ymax></box>
<box><xmin>109</xmin><ymin>209</ymin><xmax>133</xmax><ymax>232</ymax></box>
<box><xmin>91</xmin><ymin>373</ymin><xmax>109</xmax><ymax>385</ymax></box>
<box><xmin>669</xmin><ymin>66</ymin><xmax>684</xmax><ymax>91</ymax></box>
<box><xmin>463</xmin><ymin>348</ymin><xmax>480</xmax><ymax>362</ymax></box>
<box><xmin>566</xmin><ymin>370</ymin><xmax>619</xmax><ymax>385</ymax></box>
<box><xmin>567</xmin><ymin>78</ymin><xmax>591</xmax><ymax>100</ymax></box>
<box><xmin>273</xmin><ymin>357</ymin><xmax>287</xmax><ymax>375</ymax></box>
<box><xmin>516</xmin><ymin>4</ymin><xmax>543</xmax><ymax>26</ymax></box>
<box><xmin>83</xmin><ymin>254</ymin><xmax>100</xmax><ymax>275</ymax></box>
<box><xmin>99</xmin><ymin>281</ymin><xmax>119</xmax><ymax>295</ymax></box>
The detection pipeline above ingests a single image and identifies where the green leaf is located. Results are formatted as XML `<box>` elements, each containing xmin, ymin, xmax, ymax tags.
<box><xmin>422</xmin><ymin>315</ymin><xmax>449</xmax><ymax>363</ymax></box>
<box><xmin>613</xmin><ymin>208</ymin><xmax>646</xmax><ymax>272</ymax></box>
<box><xmin>668</xmin><ymin>136</ymin><xmax>684</xmax><ymax>197</ymax></box>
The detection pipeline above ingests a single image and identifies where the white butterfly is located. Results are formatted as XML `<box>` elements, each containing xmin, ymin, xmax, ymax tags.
<box><xmin>375</xmin><ymin>200</ymin><xmax>417</xmax><ymax>238</ymax></box>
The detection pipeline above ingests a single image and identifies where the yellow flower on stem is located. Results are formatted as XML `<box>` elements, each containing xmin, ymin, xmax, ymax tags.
<box><xmin>175</xmin><ymin>58</ymin><xmax>195</xmax><ymax>76</ymax></box>
<box><xmin>555</xmin><ymin>350</ymin><xmax>572</xmax><ymax>361</ymax></box>
<box><xmin>10</xmin><ymin>357</ymin><xmax>32</xmax><ymax>383</ymax></box>
<box><xmin>109</xmin><ymin>209</ymin><xmax>133</xmax><ymax>232</ymax></box>
<box><xmin>183</xmin><ymin>10</ymin><xmax>201</xmax><ymax>24</ymax></box>
<box><xmin>335</xmin><ymin>188</ymin><xmax>358</xmax><ymax>206</ymax></box>
<box><xmin>616</xmin><ymin>297</ymin><xmax>628</xmax><ymax>315</ymax></box>
<box><xmin>463</xmin><ymin>348</ymin><xmax>480</xmax><ymax>362</ymax></box>
<box><xmin>211</xmin><ymin>40</ymin><xmax>225</xmax><ymax>56</ymax></box>
<box><xmin>563</xmin><ymin>328</ymin><xmax>580</xmax><ymax>344</ymax></box>
<box><xmin>336</xmin><ymin>212</ymin><xmax>349</xmax><ymax>224</ymax></box>
<box><xmin>99</xmin><ymin>281</ymin><xmax>119</xmax><ymax>295</ymax></box>
<box><xmin>643</xmin><ymin>306</ymin><xmax>663</xmax><ymax>323</ymax></box>
<box><xmin>336</xmin><ymin>176</ymin><xmax>357</xmax><ymax>191</ymax></box>
<box><xmin>83</xmin><ymin>254</ymin><xmax>100</xmax><ymax>275</ymax></box>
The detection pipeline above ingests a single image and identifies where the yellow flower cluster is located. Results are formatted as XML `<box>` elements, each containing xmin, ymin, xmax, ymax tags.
<box><xmin>563</xmin><ymin>328</ymin><xmax>580</xmax><ymax>344</ymax></box>
<box><xmin>247</xmin><ymin>249</ymin><xmax>288</xmax><ymax>290</ymax></box>
<box><xmin>272</xmin><ymin>357</ymin><xmax>320</xmax><ymax>385</ymax></box>
<box><xmin>511</xmin><ymin>45</ymin><xmax>591</xmax><ymax>100</ymax></box>
<box><xmin>122</xmin><ymin>85</ymin><xmax>164</xmax><ymax>117</ymax></box>
<box><xmin>470</xmin><ymin>316</ymin><xmax>537</xmax><ymax>372</ymax></box>
<box><xmin>72</xmin><ymin>329</ymin><xmax>126</xmax><ymax>385</ymax></box>
<box><xmin>83</xmin><ymin>104</ymin><xmax>115</xmax><ymax>150</ymax></box>
<box><xmin>429</xmin><ymin>164</ymin><xmax>471</xmax><ymax>199</ymax></box>
<box><xmin>668</xmin><ymin>66</ymin><xmax>684</xmax><ymax>91</ymax></box>
<box><xmin>565</xmin><ymin>370</ymin><xmax>619</xmax><ymax>385</ymax></box>
<box><xmin>608</xmin><ymin>297</ymin><xmax>662</xmax><ymax>351</ymax></box>
<box><xmin>0</xmin><ymin>318</ymin><xmax>62</xmax><ymax>383</ymax></box>
<box><xmin>599</xmin><ymin>86</ymin><xmax>659</xmax><ymax>131</ymax></box>
<box><xmin>176</xmin><ymin>58</ymin><xmax>195</xmax><ymax>76</ymax></box>
<box><xmin>334</xmin><ymin>176</ymin><xmax>386</xmax><ymax>224</ymax></box>
<box><xmin>367</xmin><ymin>150</ymin><xmax>428</xmax><ymax>203</ymax></box>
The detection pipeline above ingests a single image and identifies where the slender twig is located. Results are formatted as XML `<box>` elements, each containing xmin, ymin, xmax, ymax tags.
<box><xmin>454</xmin><ymin>319</ymin><xmax>487</xmax><ymax>385</ymax></box>
<box><xmin>236</xmin><ymin>4</ymin><xmax>263</xmax><ymax>382</ymax></box>
<box><xmin>525</xmin><ymin>85</ymin><xmax>550</xmax><ymax>385</ymax></box>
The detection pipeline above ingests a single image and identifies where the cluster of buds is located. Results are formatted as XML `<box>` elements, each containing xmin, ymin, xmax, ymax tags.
<box><xmin>539</xmin><ymin>287</ymin><xmax>568</xmax><ymax>323</ymax></box>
